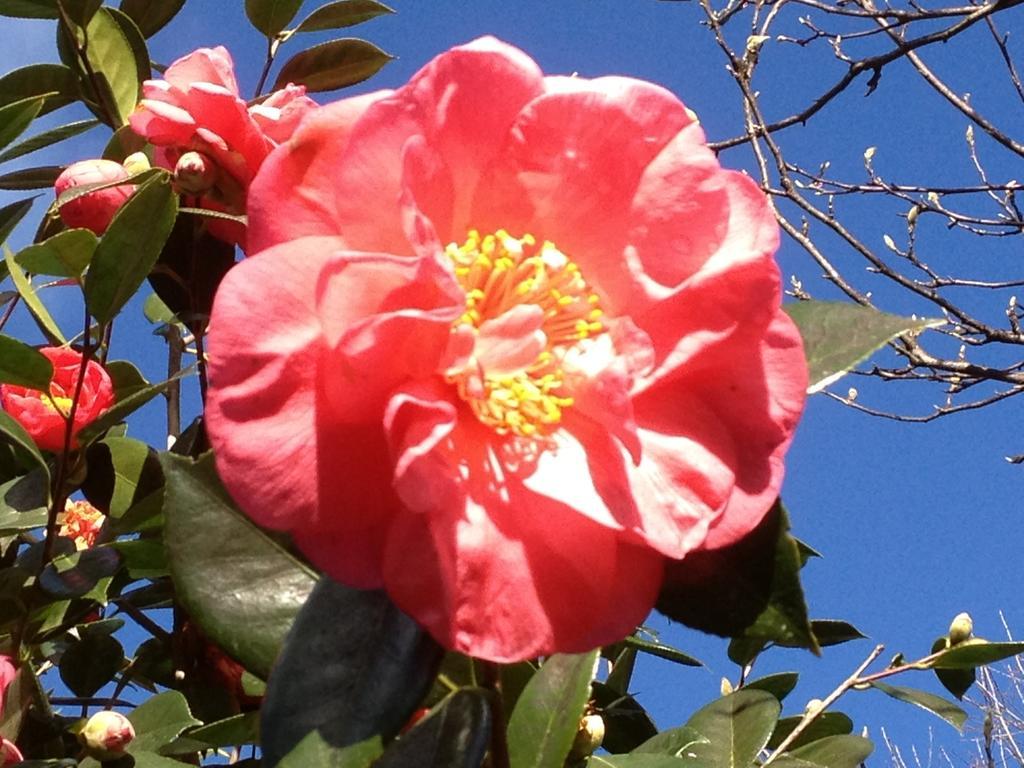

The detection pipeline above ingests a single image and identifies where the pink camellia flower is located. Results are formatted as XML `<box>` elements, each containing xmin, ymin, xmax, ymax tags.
<box><xmin>128</xmin><ymin>46</ymin><xmax>317</xmax><ymax>247</ymax></box>
<box><xmin>206</xmin><ymin>38</ymin><xmax>807</xmax><ymax>662</ymax></box>
<box><xmin>59</xmin><ymin>499</ymin><xmax>106</xmax><ymax>550</ymax></box>
<box><xmin>0</xmin><ymin>347</ymin><xmax>115</xmax><ymax>453</ymax></box>
<box><xmin>54</xmin><ymin>159</ymin><xmax>135</xmax><ymax>235</ymax></box>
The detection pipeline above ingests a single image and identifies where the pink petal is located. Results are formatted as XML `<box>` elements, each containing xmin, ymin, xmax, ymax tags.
<box><xmin>129</xmin><ymin>99</ymin><xmax>197</xmax><ymax>145</ymax></box>
<box><xmin>182</xmin><ymin>84</ymin><xmax>272</xmax><ymax>182</ymax></box>
<box><xmin>164</xmin><ymin>46</ymin><xmax>239</xmax><ymax>96</ymax></box>
<box><xmin>250</xmin><ymin>84</ymin><xmax>318</xmax><ymax>144</ymax></box>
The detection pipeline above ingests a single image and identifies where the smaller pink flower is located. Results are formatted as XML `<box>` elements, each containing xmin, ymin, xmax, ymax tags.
<box><xmin>0</xmin><ymin>347</ymin><xmax>115</xmax><ymax>453</ymax></box>
<box><xmin>0</xmin><ymin>738</ymin><xmax>21</xmax><ymax>767</ymax></box>
<box><xmin>54</xmin><ymin>159</ymin><xmax>135</xmax><ymax>235</ymax></box>
<box><xmin>0</xmin><ymin>655</ymin><xmax>16</xmax><ymax>711</ymax></box>
<box><xmin>79</xmin><ymin>710</ymin><xmax>134</xmax><ymax>760</ymax></box>
<box><xmin>59</xmin><ymin>499</ymin><xmax>106</xmax><ymax>549</ymax></box>
<box><xmin>129</xmin><ymin>46</ymin><xmax>317</xmax><ymax>248</ymax></box>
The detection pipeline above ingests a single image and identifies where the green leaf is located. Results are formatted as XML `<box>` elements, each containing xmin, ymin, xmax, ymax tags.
<box><xmin>16</xmin><ymin>228</ymin><xmax>97</xmax><ymax>277</ymax></box>
<box><xmin>744</xmin><ymin>672</ymin><xmax>800</xmax><ymax>702</ymax></box>
<box><xmin>143</xmin><ymin>292</ymin><xmax>176</xmax><ymax>325</ymax></box>
<box><xmin>294</xmin><ymin>0</ymin><xmax>394</xmax><ymax>33</ymax></box>
<box><xmin>0</xmin><ymin>63</ymin><xmax>76</xmax><ymax>115</ymax></box>
<box><xmin>0</xmin><ymin>409</ymin><xmax>47</xmax><ymax>474</ymax></box>
<box><xmin>0</xmin><ymin>96</ymin><xmax>45</xmax><ymax>153</ymax></box>
<box><xmin>0</xmin><ymin>0</ymin><xmax>58</xmax><ymax>18</ymax></box>
<box><xmin>261</xmin><ymin>578</ymin><xmax>443</xmax><ymax>766</ymax></box>
<box><xmin>272</xmin><ymin>38</ymin><xmax>392</xmax><ymax>93</ymax></box>
<box><xmin>128</xmin><ymin>691</ymin><xmax>202</xmax><ymax>754</ymax></box>
<box><xmin>0</xmin><ymin>165</ymin><xmax>62</xmax><ymax>190</ymax></box>
<box><xmin>784</xmin><ymin>300</ymin><xmax>943</xmax><ymax>394</ymax></box>
<box><xmin>682</xmin><ymin>690</ymin><xmax>780</xmax><ymax>768</ymax></box>
<box><xmin>870</xmin><ymin>682</ymin><xmax>967</xmax><ymax>731</ymax></box>
<box><xmin>278</xmin><ymin>732</ymin><xmax>382</xmax><ymax>768</ymax></box>
<box><xmin>0</xmin><ymin>469</ymin><xmax>49</xmax><ymax>533</ymax></box>
<box><xmin>591</xmin><ymin>681</ymin><xmax>658</xmax><ymax>754</ymax></box>
<box><xmin>245</xmin><ymin>0</ymin><xmax>304</xmax><ymax>36</ymax></box>
<box><xmin>39</xmin><ymin>547</ymin><xmax>121</xmax><ymax>599</ymax></box>
<box><xmin>771</xmin><ymin>735</ymin><xmax>873</xmax><ymax>768</ymax></box>
<box><xmin>0</xmin><ymin>196</ymin><xmax>34</xmax><ymax>245</ymax></box>
<box><xmin>621</xmin><ymin>636</ymin><xmax>702</xmax><ymax>667</ymax></box>
<box><xmin>77</xmin><ymin>366</ymin><xmax>192</xmax><ymax>444</ymax></box>
<box><xmin>89</xmin><ymin>436</ymin><xmax>162</xmax><ymax>517</ymax></box>
<box><xmin>631</xmin><ymin>726</ymin><xmax>709</xmax><ymax>757</ymax></box>
<box><xmin>767</xmin><ymin>712</ymin><xmax>853</xmax><ymax>750</ymax></box>
<box><xmin>0</xmin><ymin>334</ymin><xmax>52</xmax><ymax>389</ymax></box>
<box><xmin>508</xmin><ymin>651</ymin><xmax>600</xmax><ymax>768</ymax></box>
<box><xmin>375</xmin><ymin>689</ymin><xmax>491</xmax><ymax>768</ymax></box>
<box><xmin>118</xmin><ymin>0</ymin><xmax>186</xmax><ymax>37</ymax></box>
<box><xmin>59</xmin><ymin>631</ymin><xmax>124</xmax><ymax>696</ymax></box>
<box><xmin>0</xmin><ymin>118</ymin><xmax>99</xmax><ymax>164</ymax></box>
<box><xmin>592</xmin><ymin>757</ymin><xmax>701</xmax><ymax>768</ymax></box>
<box><xmin>84</xmin><ymin>174</ymin><xmax>177</xmax><ymax>324</ymax></box>
<box><xmin>3</xmin><ymin>245</ymin><xmax>66</xmax><ymax>343</ymax></box>
<box><xmin>658</xmin><ymin>502</ymin><xmax>818</xmax><ymax>653</ymax></box>
<box><xmin>803</xmin><ymin>620</ymin><xmax>867</xmax><ymax>648</ymax></box>
<box><xmin>931</xmin><ymin>640</ymin><xmax>1024</xmax><ymax>669</ymax></box>
<box><xmin>162</xmin><ymin>712</ymin><xmax>260</xmax><ymax>754</ymax></box>
<box><xmin>63</xmin><ymin>0</ymin><xmax>103</xmax><ymax>25</ymax></box>
<box><xmin>161</xmin><ymin>452</ymin><xmax>317</xmax><ymax>678</ymax></box>
<box><xmin>111</xmin><ymin>538</ymin><xmax>166</xmax><ymax>578</ymax></box>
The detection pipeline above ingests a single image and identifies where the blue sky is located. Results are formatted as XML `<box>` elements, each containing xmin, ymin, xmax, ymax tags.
<box><xmin>3</xmin><ymin>1</ymin><xmax>1023</xmax><ymax>761</ymax></box>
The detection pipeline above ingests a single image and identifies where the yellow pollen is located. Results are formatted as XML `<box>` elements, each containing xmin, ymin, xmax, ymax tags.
<box><xmin>445</xmin><ymin>230</ymin><xmax>605</xmax><ymax>438</ymax></box>
<box><xmin>45</xmin><ymin>395</ymin><xmax>74</xmax><ymax>416</ymax></box>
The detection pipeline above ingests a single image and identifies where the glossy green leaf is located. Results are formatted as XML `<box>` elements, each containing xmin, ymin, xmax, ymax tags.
<box><xmin>621</xmin><ymin>636</ymin><xmax>702</xmax><ymax>667</ymax></box>
<box><xmin>59</xmin><ymin>631</ymin><xmax>124</xmax><ymax>696</ymax></box>
<box><xmin>294</xmin><ymin>0</ymin><xmax>394</xmax><ymax>32</ymax></box>
<box><xmin>591</xmin><ymin>681</ymin><xmax>658</xmax><ymax>754</ymax></box>
<box><xmin>278</xmin><ymin>732</ymin><xmax>382</xmax><ymax>768</ymax></box>
<box><xmin>64</xmin><ymin>0</ymin><xmax>103</xmax><ymax>25</ymax></box>
<box><xmin>631</xmin><ymin>726</ymin><xmax>709</xmax><ymax>757</ymax></box>
<box><xmin>0</xmin><ymin>118</ymin><xmax>99</xmax><ymax>164</ymax></box>
<box><xmin>91</xmin><ymin>436</ymin><xmax>162</xmax><ymax>517</ymax></box>
<box><xmin>0</xmin><ymin>96</ymin><xmax>45</xmax><ymax>153</ymax></box>
<box><xmin>118</xmin><ymin>0</ymin><xmax>186</xmax><ymax>37</ymax></box>
<box><xmin>771</xmin><ymin>734</ymin><xmax>873</xmax><ymax>768</ymax></box>
<box><xmin>658</xmin><ymin>502</ymin><xmax>818</xmax><ymax>653</ymax></box>
<box><xmin>592</xmin><ymin>757</ymin><xmax>702</xmax><ymax>768</ymax></box>
<box><xmin>931</xmin><ymin>639</ymin><xmax>1024</xmax><ymax>669</ymax></box>
<box><xmin>0</xmin><ymin>469</ymin><xmax>49</xmax><ymax>533</ymax></box>
<box><xmin>805</xmin><ymin>620</ymin><xmax>866</xmax><ymax>648</ymax></box>
<box><xmin>3</xmin><ymin>245</ymin><xmax>65</xmax><ymax>343</ymax></box>
<box><xmin>0</xmin><ymin>0</ymin><xmax>58</xmax><ymax>18</ymax></box>
<box><xmin>272</xmin><ymin>38</ymin><xmax>392</xmax><ymax>93</ymax></box>
<box><xmin>77</xmin><ymin>366</ymin><xmax>192</xmax><ymax>444</ymax></box>
<box><xmin>767</xmin><ymin>712</ymin><xmax>853</xmax><ymax>750</ymax></box>
<box><xmin>744</xmin><ymin>672</ymin><xmax>800</xmax><ymax>702</ymax></box>
<box><xmin>246</xmin><ymin>0</ymin><xmax>304</xmax><ymax>36</ymax></box>
<box><xmin>0</xmin><ymin>165</ymin><xmax>62</xmax><ymax>190</ymax></box>
<box><xmin>84</xmin><ymin>174</ymin><xmax>177</xmax><ymax>324</ymax></box>
<box><xmin>0</xmin><ymin>63</ymin><xmax>76</xmax><ymax>115</ymax></box>
<box><xmin>39</xmin><ymin>546</ymin><xmax>121</xmax><ymax>599</ymax></box>
<box><xmin>16</xmin><ymin>228</ymin><xmax>97</xmax><ymax>277</ymax></box>
<box><xmin>0</xmin><ymin>334</ymin><xmax>52</xmax><ymax>390</ymax></box>
<box><xmin>682</xmin><ymin>690</ymin><xmax>780</xmax><ymax>768</ymax></box>
<box><xmin>784</xmin><ymin>300</ymin><xmax>943</xmax><ymax>394</ymax></box>
<box><xmin>870</xmin><ymin>681</ymin><xmax>966</xmax><ymax>730</ymax></box>
<box><xmin>0</xmin><ymin>196</ymin><xmax>33</xmax><ymax>245</ymax></box>
<box><xmin>162</xmin><ymin>452</ymin><xmax>318</xmax><ymax>678</ymax></box>
<box><xmin>375</xmin><ymin>689</ymin><xmax>491</xmax><ymax>768</ymax></box>
<box><xmin>162</xmin><ymin>712</ymin><xmax>260</xmax><ymax>754</ymax></box>
<box><xmin>0</xmin><ymin>409</ymin><xmax>46</xmax><ymax>474</ymax></box>
<box><xmin>261</xmin><ymin>578</ymin><xmax>443</xmax><ymax>766</ymax></box>
<box><xmin>111</xmin><ymin>538</ymin><xmax>166</xmax><ymax>578</ymax></box>
<box><xmin>128</xmin><ymin>691</ymin><xmax>202</xmax><ymax>754</ymax></box>
<box><xmin>62</xmin><ymin>7</ymin><xmax>143</xmax><ymax>124</ymax></box>
<box><xmin>508</xmin><ymin>651</ymin><xmax>600</xmax><ymax>768</ymax></box>
<box><xmin>106</xmin><ymin>7</ymin><xmax>152</xmax><ymax>86</ymax></box>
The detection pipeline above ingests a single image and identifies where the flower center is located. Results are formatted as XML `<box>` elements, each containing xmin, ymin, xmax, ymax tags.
<box><xmin>44</xmin><ymin>394</ymin><xmax>73</xmax><ymax>417</ymax></box>
<box><xmin>445</xmin><ymin>230</ymin><xmax>605</xmax><ymax>438</ymax></box>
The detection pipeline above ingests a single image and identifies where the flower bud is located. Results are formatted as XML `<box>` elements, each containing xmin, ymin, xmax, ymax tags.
<box><xmin>0</xmin><ymin>738</ymin><xmax>22</xmax><ymax>767</ymax></box>
<box><xmin>948</xmin><ymin>612</ymin><xmax>973</xmax><ymax>645</ymax></box>
<box><xmin>568</xmin><ymin>714</ymin><xmax>604</xmax><ymax>761</ymax></box>
<box><xmin>78</xmin><ymin>710</ymin><xmax>134</xmax><ymax>760</ymax></box>
<box><xmin>54</xmin><ymin>159</ymin><xmax>135</xmax><ymax>234</ymax></box>
<box><xmin>173</xmin><ymin>151</ymin><xmax>219</xmax><ymax>195</ymax></box>
<box><xmin>121</xmin><ymin>151</ymin><xmax>151</xmax><ymax>176</ymax></box>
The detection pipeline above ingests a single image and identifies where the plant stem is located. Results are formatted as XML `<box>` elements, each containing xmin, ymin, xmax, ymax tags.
<box><xmin>480</xmin><ymin>661</ymin><xmax>510</xmax><ymax>768</ymax></box>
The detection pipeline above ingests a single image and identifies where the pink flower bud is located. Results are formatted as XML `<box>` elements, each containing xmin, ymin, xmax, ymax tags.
<box><xmin>0</xmin><ymin>738</ymin><xmax>22</xmax><ymax>767</ymax></box>
<box><xmin>174</xmin><ymin>151</ymin><xmax>219</xmax><ymax>194</ymax></box>
<box><xmin>79</xmin><ymin>710</ymin><xmax>135</xmax><ymax>759</ymax></box>
<box><xmin>54</xmin><ymin>159</ymin><xmax>136</xmax><ymax>235</ymax></box>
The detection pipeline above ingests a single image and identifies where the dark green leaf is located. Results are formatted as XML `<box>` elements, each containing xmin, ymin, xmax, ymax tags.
<box><xmin>246</xmin><ymin>0</ymin><xmax>304</xmax><ymax>36</ymax></box>
<box><xmin>508</xmin><ymin>651</ymin><xmax>600</xmax><ymax>768</ymax></box>
<box><xmin>376</xmin><ymin>689</ymin><xmax>491</xmax><ymax>768</ymax></box>
<box><xmin>682</xmin><ymin>690</ymin><xmax>780</xmax><ymax>768</ymax></box>
<box><xmin>0</xmin><ymin>408</ymin><xmax>47</xmax><ymax>473</ymax></box>
<box><xmin>272</xmin><ymin>38</ymin><xmax>392</xmax><ymax>93</ymax></box>
<box><xmin>0</xmin><ymin>196</ymin><xmax>33</xmax><ymax>245</ymax></box>
<box><xmin>3</xmin><ymin>244</ymin><xmax>66</xmax><ymax>343</ymax></box>
<box><xmin>278</xmin><ymin>732</ymin><xmax>382</xmax><ymax>768</ymax></box>
<box><xmin>105</xmin><ymin>359</ymin><xmax>149</xmax><ymax>401</ymax></box>
<box><xmin>0</xmin><ymin>469</ymin><xmax>49</xmax><ymax>533</ymax></box>
<box><xmin>0</xmin><ymin>96</ymin><xmax>45</xmax><ymax>153</ymax></box>
<box><xmin>928</xmin><ymin>635</ymin><xmax>975</xmax><ymax>699</ymax></box>
<box><xmin>105</xmin><ymin>7</ymin><xmax>152</xmax><ymax>87</ymax></box>
<box><xmin>118</xmin><ymin>0</ymin><xmax>185</xmax><ymax>37</ymax></box>
<box><xmin>39</xmin><ymin>546</ymin><xmax>121</xmax><ymax>599</ymax></box>
<box><xmin>931</xmin><ymin>640</ymin><xmax>1024</xmax><ymax>669</ymax></box>
<box><xmin>0</xmin><ymin>64</ymin><xmax>75</xmax><ymax>115</ymax></box>
<box><xmin>111</xmin><ymin>538</ymin><xmax>166</xmax><ymax>578</ymax></box>
<box><xmin>0</xmin><ymin>119</ymin><xmax>99</xmax><ymax>164</ymax></box>
<box><xmin>59</xmin><ymin>632</ymin><xmax>124</xmax><ymax>696</ymax></box>
<box><xmin>0</xmin><ymin>334</ymin><xmax>52</xmax><ymax>390</ymax></box>
<box><xmin>61</xmin><ymin>7</ymin><xmax>143</xmax><ymax>124</ymax></box>
<box><xmin>804</xmin><ymin>620</ymin><xmax>867</xmax><ymax>648</ymax></box>
<box><xmin>162</xmin><ymin>452</ymin><xmax>318</xmax><ymax>678</ymax></box>
<box><xmin>591</xmin><ymin>758</ymin><xmax>701</xmax><ymax>768</ymax></box>
<box><xmin>76</xmin><ymin>366</ymin><xmax>191</xmax><ymax>445</ymax></box>
<box><xmin>870</xmin><ymin>682</ymin><xmax>967</xmax><ymax>730</ymax></box>
<box><xmin>63</xmin><ymin>0</ymin><xmax>103</xmax><ymax>25</ymax></box>
<box><xmin>744</xmin><ymin>672</ymin><xmax>800</xmax><ymax>702</ymax></box>
<box><xmin>128</xmin><ymin>691</ymin><xmax>202</xmax><ymax>754</ymax></box>
<box><xmin>621</xmin><ymin>636</ymin><xmax>702</xmax><ymax>667</ymax></box>
<box><xmin>87</xmin><ymin>436</ymin><xmax>162</xmax><ymax>517</ymax></box>
<box><xmin>0</xmin><ymin>165</ymin><xmax>63</xmax><ymax>190</ymax></box>
<box><xmin>0</xmin><ymin>1</ymin><xmax>57</xmax><ymax>18</ymax></box>
<box><xmin>294</xmin><ymin>0</ymin><xmax>394</xmax><ymax>33</ymax></box>
<box><xmin>84</xmin><ymin>174</ymin><xmax>176</xmax><ymax>323</ymax></box>
<box><xmin>261</xmin><ymin>578</ymin><xmax>443</xmax><ymax>766</ymax></box>
<box><xmin>771</xmin><ymin>735</ymin><xmax>873</xmax><ymax>768</ymax></box>
<box><xmin>767</xmin><ymin>712</ymin><xmax>853</xmax><ymax>750</ymax></box>
<box><xmin>784</xmin><ymin>300</ymin><xmax>943</xmax><ymax>394</ymax></box>
<box><xmin>16</xmin><ymin>228</ymin><xmax>97</xmax><ymax>277</ymax></box>
<box><xmin>162</xmin><ymin>712</ymin><xmax>260</xmax><ymax>754</ymax></box>
<box><xmin>630</xmin><ymin>726</ymin><xmax>709</xmax><ymax>757</ymax></box>
<box><xmin>591</xmin><ymin>681</ymin><xmax>657</xmax><ymax>754</ymax></box>
<box><xmin>658</xmin><ymin>502</ymin><xmax>818</xmax><ymax>653</ymax></box>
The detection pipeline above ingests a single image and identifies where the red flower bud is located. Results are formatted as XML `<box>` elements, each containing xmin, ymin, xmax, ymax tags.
<box><xmin>79</xmin><ymin>710</ymin><xmax>135</xmax><ymax>759</ymax></box>
<box><xmin>0</xmin><ymin>347</ymin><xmax>115</xmax><ymax>453</ymax></box>
<box><xmin>0</xmin><ymin>738</ymin><xmax>22</xmax><ymax>767</ymax></box>
<box><xmin>54</xmin><ymin>159</ymin><xmax>135</xmax><ymax>235</ymax></box>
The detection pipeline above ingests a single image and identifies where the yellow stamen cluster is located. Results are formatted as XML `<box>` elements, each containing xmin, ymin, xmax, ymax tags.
<box><xmin>446</xmin><ymin>230</ymin><xmax>605</xmax><ymax>438</ymax></box>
